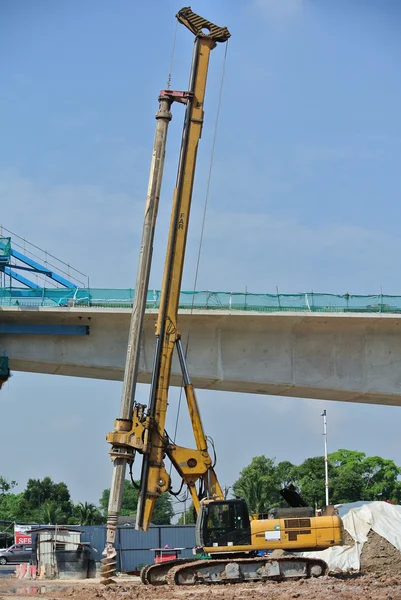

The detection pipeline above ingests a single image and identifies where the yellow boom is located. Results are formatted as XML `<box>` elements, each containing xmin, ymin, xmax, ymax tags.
<box><xmin>105</xmin><ymin>7</ymin><xmax>230</xmax><ymax>535</ymax></box>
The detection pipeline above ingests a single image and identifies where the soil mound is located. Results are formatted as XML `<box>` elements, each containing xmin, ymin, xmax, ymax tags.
<box><xmin>360</xmin><ymin>530</ymin><xmax>401</xmax><ymax>577</ymax></box>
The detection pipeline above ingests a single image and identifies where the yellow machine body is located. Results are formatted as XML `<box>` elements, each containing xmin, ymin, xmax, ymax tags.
<box><xmin>203</xmin><ymin>515</ymin><xmax>344</xmax><ymax>555</ymax></box>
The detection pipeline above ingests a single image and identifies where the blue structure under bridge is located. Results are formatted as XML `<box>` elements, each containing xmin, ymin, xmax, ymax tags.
<box><xmin>0</xmin><ymin>226</ymin><xmax>88</xmax><ymax>290</ymax></box>
<box><xmin>0</xmin><ymin>226</ymin><xmax>90</xmax><ymax>388</ymax></box>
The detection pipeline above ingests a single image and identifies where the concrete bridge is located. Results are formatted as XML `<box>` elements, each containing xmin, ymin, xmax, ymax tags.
<box><xmin>1</xmin><ymin>305</ymin><xmax>401</xmax><ymax>406</ymax></box>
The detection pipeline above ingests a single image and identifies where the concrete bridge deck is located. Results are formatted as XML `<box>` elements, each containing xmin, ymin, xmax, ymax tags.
<box><xmin>1</xmin><ymin>306</ymin><xmax>401</xmax><ymax>406</ymax></box>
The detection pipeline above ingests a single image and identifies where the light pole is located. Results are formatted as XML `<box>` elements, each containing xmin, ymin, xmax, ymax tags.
<box><xmin>322</xmin><ymin>410</ymin><xmax>329</xmax><ymax>506</ymax></box>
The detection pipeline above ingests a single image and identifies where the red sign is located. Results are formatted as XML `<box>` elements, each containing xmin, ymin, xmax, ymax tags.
<box><xmin>14</xmin><ymin>524</ymin><xmax>32</xmax><ymax>545</ymax></box>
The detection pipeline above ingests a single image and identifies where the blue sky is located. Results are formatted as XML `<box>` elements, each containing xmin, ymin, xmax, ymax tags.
<box><xmin>1</xmin><ymin>0</ymin><xmax>401</xmax><ymax>509</ymax></box>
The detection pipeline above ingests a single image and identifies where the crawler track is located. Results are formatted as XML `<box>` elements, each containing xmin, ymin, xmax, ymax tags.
<box><xmin>140</xmin><ymin>558</ymin><xmax>194</xmax><ymax>585</ymax></box>
<box><xmin>142</xmin><ymin>556</ymin><xmax>328</xmax><ymax>586</ymax></box>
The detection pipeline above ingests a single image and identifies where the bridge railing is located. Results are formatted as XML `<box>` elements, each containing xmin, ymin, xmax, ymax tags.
<box><xmin>0</xmin><ymin>288</ymin><xmax>400</xmax><ymax>313</ymax></box>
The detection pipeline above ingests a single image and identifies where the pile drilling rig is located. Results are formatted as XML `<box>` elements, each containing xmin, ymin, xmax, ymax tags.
<box><xmin>101</xmin><ymin>7</ymin><xmax>344</xmax><ymax>586</ymax></box>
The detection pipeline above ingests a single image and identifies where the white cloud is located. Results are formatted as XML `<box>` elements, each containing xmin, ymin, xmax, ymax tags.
<box><xmin>0</xmin><ymin>170</ymin><xmax>148</xmax><ymax>287</ymax></box>
<box><xmin>187</xmin><ymin>207</ymin><xmax>401</xmax><ymax>295</ymax></box>
<box><xmin>2</xmin><ymin>170</ymin><xmax>400</xmax><ymax>296</ymax></box>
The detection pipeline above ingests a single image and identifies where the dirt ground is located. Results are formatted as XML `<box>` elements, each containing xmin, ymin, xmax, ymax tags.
<box><xmin>2</xmin><ymin>575</ymin><xmax>401</xmax><ymax>600</ymax></box>
<box><xmin>361</xmin><ymin>531</ymin><xmax>401</xmax><ymax>577</ymax></box>
<box><xmin>1</xmin><ymin>530</ymin><xmax>401</xmax><ymax>600</ymax></box>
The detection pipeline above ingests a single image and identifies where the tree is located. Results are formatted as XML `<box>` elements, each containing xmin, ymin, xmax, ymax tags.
<box><xmin>275</xmin><ymin>461</ymin><xmax>297</xmax><ymax>489</ymax></box>
<box><xmin>0</xmin><ymin>477</ymin><xmax>17</xmax><ymax>496</ymax></box>
<box><xmin>177</xmin><ymin>502</ymin><xmax>196</xmax><ymax>525</ymax></box>
<box><xmin>231</xmin><ymin>449</ymin><xmax>401</xmax><ymax>512</ymax></box>
<box><xmin>40</xmin><ymin>501</ymin><xmax>64</xmax><ymax>525</ymax></box>
<box><xmin>232</xmin><ymin>456</ymin><xmax>290</xmax><ymax>513</ymax></box>
<box><xmin>286</xmin><ymin>449</ymin><xmax>401</xmax><ymax>506</ymax></box>
<box><xmin>73</xmin><ymin>502</ymin><xmax>104</xmax><ymax>525</ymax></box>
<box><xmin>0</xmin><ymin>475</ymin><xmax>33</xmax><ymax>522</ymax></box>
<box><xmin>151</xmin><ymin>492</ymin><xmax>174</xmax><ymax>525</ymax></box>
<box><xmin>292</xmin><ymin>456</ymin><xmax>329</xmax><ymax>507</ymax></box>
<box><xmin>23</xmin><ymin>477</ymin><xmax>73</xmax><ymax>522</ymax></box>
<box><xmin>100</xmin><ymin>480</ymin><xmax>174</xmax><ymax>525</ymax></box>
<box><xmin>328</xmin><ymin>450</ymin><xmax>401</xmax><ymax>504</ymax></box>
<box><xmin>0</xmin><ymin>493</ymin><xmax>26</xmax><ymax>521</ymax></box>
<box><xmin>0</xmin><ymin>476</ymin><xmax>21</xmax><ymax>520</ymax></box>
<box><xmin>329</xmin><ymin>449</ymin><xmax>366</xmax><ymax>470</ymax></box>
<box><xmin>360</xmin><ymin>455</ymin><xmax>401</xmax><ymax>501</ymax></box>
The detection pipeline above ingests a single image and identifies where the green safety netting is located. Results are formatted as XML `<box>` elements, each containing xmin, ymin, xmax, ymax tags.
<box><xmin>0</xmin><ymin>237</ymin><xmax>11</xmax><ymax>264</ymax></box>
<box><xmin>0</xmin><ymin>287</ymin><xmax>400</xmax><ymax>313</ymax></box>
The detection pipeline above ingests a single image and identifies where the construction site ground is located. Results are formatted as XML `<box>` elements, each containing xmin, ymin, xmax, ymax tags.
<box><xmin>1</xmin><ymin>574</ymin><xmax>401</xmax><ymax>600</ymax></box>
<box><xmin>1</xmin><ymin>531</ymin><xmax>401</xmax><ymax>600</ymax></box>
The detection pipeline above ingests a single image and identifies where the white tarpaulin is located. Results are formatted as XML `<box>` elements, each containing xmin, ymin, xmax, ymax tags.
<box><xmin>303</xmin><ymin>501</ymin><xmax>401</xmax><ymax>572</ymax></box>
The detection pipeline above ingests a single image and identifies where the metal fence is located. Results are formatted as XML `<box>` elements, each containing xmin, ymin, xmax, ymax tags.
<box><xmin>1</xmin><ymin>287</ymin><xmax>401</xmax><ymax>313</ymax></box>
<box><xmin>77</xmin><ymin>525</ymin><xmax>196</xmax><ymax>573</ymax></box>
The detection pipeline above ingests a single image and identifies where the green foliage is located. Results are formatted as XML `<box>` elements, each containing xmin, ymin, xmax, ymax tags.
<box><xmin>233</xmin><ymin>450</ymin><xmax>401</xmax><ymax>512</ymax></box>
<box><xmin>329</xmin><ymin>449</ymin><xmax>366</xmax><ymax>468</ymax></box>
<box><xmin>72</xmin><ymin>502</ymin><xmax>104</xmax><ymax>525</ymax></box>
<box><xmin>100</xmin><ymin>480</ymin><xmax>174</xmax><ymax>525</ymax></box>
<box><xmin>361</xmin><ymin>455</ymin><xmax>401</xmax><ymax>501</ymax></box>
<box><xmin>330</xmin><ymin>450</ymin><xmax>401</xmax><ymax>504</ymax></box>
<box><xmin>329</xmin><ymin>468</ymin><xmax>363</xmax><ymax>504</ymax></box>
<box><xmin>23</xmin><ymin>477</ymin><xmax>73</xmax><ymax>522</ymax></box>
<box><xmin>293</xmin><ymin>456</ymin><xmax>330</xmax><ymax>507</ymax></box>
<box><xmin>0</xmin><ymin>477</ymin><xmax>17</xmax><ymax>520</ymax></box>
<box><xmin>151</xmin><ymin>492</ymin><xmax>174</xmax><ymax>525</ymax></box>
<box><xmin>275</xmin><ymin>461</ymin><xmax>297</xmax><ymax>489</ymax></box>
<box><xmin>0</xmin><ymin>477</ymin><xmax>32</xmax><ymax>522</ymax></box>
<box><xmin>0</xmin><ymin>475</ymin><xmax>104</xmax><ymax>525</ymax></box>
<box><xmin>284</xmin><ymin>450</ymin><xmax>401</xmax><ymax>507</ymax></box>
<box><xmin>1</xmin><ymin>446</ymin><xmax>400</xmax><ymax>528</ymax></box>
<box><xmin>177</xmin><ymin>502</ymin><xmax>196</xmax><ymax>525</ymax></box>
<box><xmin>40</xmin><ymin>501</ymin><xmax>64</xmax><ymax>525</ymax></box>
<box><xmin>0</xmin><ymin>492</ymin><xmax>25</xmax><ymax>521</ymax></box>
<box><xmin>232</xmin><ymin>456</ymin><xmax>295</xmax><ymax>513</ymax></box>
<box><xmin>0</xmin><ymin>477</ymin><xmax>17</xmax><ymax>496</ymax></box>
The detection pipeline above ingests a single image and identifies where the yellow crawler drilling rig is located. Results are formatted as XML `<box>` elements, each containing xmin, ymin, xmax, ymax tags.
<box><xmin>101</xmin><ymin>7</ymin><xmax>344</xmax><ymax>586</ymax></box>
